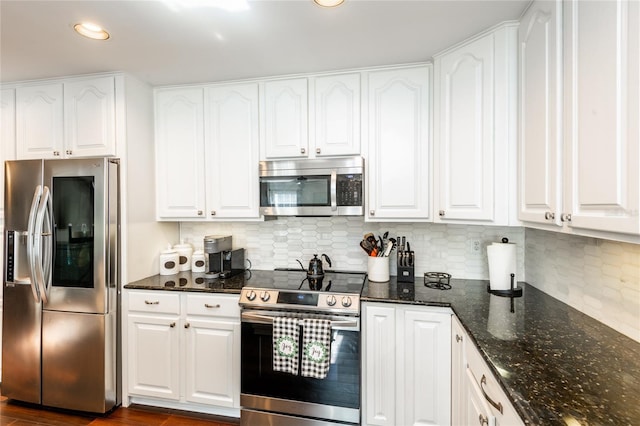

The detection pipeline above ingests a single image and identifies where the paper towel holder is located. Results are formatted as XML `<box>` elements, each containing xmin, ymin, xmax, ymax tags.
<box><xmin>487</xmin><ymin>273</ymin><xmax>523</xmax><ymax>297</ymax></box>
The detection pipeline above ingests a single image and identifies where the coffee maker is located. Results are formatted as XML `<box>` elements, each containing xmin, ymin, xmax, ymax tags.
<box><xmin>203</xmin><ymin>235</ymin><xmax>245</xmax><ymax>278</ymax></box>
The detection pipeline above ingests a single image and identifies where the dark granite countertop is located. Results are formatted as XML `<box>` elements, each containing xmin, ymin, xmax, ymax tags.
<box><xmin>362</xmin><ymin>277</ymin><xmax>640</xmax><ymax>426</ymax></box>
<box><xmin>125</xmin><ymin>271</ymin><xmax>640</xmax><ymax>425</ymax></box>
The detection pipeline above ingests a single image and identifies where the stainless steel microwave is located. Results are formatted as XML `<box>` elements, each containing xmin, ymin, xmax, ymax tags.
<box><xmin>259</xmin><ymin>156</ymin><xmax>364</xmax><ymax>216</ymax></box>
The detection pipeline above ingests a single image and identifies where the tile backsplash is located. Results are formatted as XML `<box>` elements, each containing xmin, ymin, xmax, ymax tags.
<box><xmin>179</xmin><ymin>217</ymin><xmax>525</xmax><ymax>281</ymax></box>
<box><xmin>525</xmin><ymin>228</ymin><xmax>640</xmax><ymax>342</ymax></box>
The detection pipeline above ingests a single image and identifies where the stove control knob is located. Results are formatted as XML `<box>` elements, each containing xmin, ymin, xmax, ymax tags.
<box><xmin>326</xmin><ymin>295</ymin><xmax>337</xmax><ymax>306</ymax></box>
<box><xmin>246</xmin><ymin>290</ymin><xmax>256</xmax><ymax>301</ymax></box>
<box><xmin>341</xmin><ymin>296</ymin><xmax>352</xmax><ymax>308</ymax></box>
<box><xmin>260</xmin><ymin>291</ymin><xmax>271</xmax><ymax>302</ymax></box>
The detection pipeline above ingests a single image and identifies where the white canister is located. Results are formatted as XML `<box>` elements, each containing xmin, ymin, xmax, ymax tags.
<box><xmin>159</xmin><ymin>245</ymin><xmax>179</xmax><ymax>275</ymax></box>
<box><xmin>174</xmin><ymin>240</ymin><xmax>193</xmax><ymax>272</ymax></box>
<box><xmin>367</xmin><ymin>256</ymin><xmax>390</xmax><ymax>282</ymax></box>
<box><xmin>191</xmin><ymin>249</ymin><xmax>207</xmax><ymax>273</ymax></box>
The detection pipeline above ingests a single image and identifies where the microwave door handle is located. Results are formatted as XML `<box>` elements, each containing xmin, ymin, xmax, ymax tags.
<box><xmin>33</xmin><ymin>186</ymin><xmax>50</xmax><ymax>304</ymax></box>
<box><xmin>330</xmin><ymin>170</ymin><xmax>337</xmax><ymax>211</ymax></box>
<box><xmin>27</xmin><ymin>185</ymin><xmax>43</xmax><ymax>303</ymax></box>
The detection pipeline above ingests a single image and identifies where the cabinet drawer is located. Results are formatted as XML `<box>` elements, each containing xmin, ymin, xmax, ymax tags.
<box><xmin>128</xmin><ymin>291</ymin><xmax>180</xmax><ymax>314</ymax></box>
<box><xmin>186</xmin><ymin>294</ymin><xmax>240</xmax><ymax>319</ymax></box>
<box><xmin>466</xmin><ymin>341</ymin><xmax>523</xmax><ymax>425</ymax></box>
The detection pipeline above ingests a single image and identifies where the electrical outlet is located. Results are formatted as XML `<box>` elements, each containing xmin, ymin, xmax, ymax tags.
<box><xmin>469</xmin><ymin>240</ymin><xmax>481</xmax><ymax>255</ymax></box>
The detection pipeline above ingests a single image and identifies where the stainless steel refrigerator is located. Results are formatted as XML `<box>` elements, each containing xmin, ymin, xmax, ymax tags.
<box><xmin>2</xmin><ymin>158</ymin><xmax>120</xmax><ymax>413</ymax></box>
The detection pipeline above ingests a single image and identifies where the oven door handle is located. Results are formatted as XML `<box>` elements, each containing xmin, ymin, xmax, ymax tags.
<box><xmin>241</xmin><ymin>312</ymin><xmax>358</xmax><ymax>328</ymax></box>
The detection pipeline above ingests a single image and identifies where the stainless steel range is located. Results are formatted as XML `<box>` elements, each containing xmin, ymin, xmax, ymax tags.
<box><xmin>239</xmin><ymin>269</ymin><xmax>366</xmax><ymax>426</ymax></box>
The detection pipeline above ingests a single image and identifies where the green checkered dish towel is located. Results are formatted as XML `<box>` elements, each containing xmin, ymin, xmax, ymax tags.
<box><xmin>273</xmin><ymin>316</ymin><xmax>299</xmax><ymax>375</ymax></box>
<box><xmin>301</xmin><ymin>318</ymin><xmax>332</xmax><ymax>379</ymax></box>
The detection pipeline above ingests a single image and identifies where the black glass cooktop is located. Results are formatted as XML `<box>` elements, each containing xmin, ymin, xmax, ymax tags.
<box><xmin>253</xmin><ymin>268</ymin><xmax>367</xmax><ymax>294</ymax></box>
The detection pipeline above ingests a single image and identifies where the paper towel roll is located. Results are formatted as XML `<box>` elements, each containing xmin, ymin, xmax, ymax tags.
<box><xmin>487</xmin><ymin>242</ymin><xmax>516</xmax><ymax>291</ymax></box>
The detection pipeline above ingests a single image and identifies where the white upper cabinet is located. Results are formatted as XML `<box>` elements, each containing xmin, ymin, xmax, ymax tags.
<box><xmin>262</xmin><ymin>78</ymin><xmax>308</xmax><ymax>159</ymax></box>
<box><xmin>366</xmin><ymin>65</ymin><xmax>432</xmax><ymax>221</ymax></box>
<box><xmin>155</xmin><ymin>87</ymin><xmax>206</xmax><ymax>219</ymax></box>
<box><xmin>518</xmin><ymin>0</ymin><xmax>563</xmax><ymax>227</ymax></box>
<box><xmin>563</xmin><ymin>0</ymin><xmax>639</xmax><ymax>235</ymax></box>
<box><xmin>206</xmin><ymin>83</ymin><xmax>260</xmax><ymax>219</ymax></box>
<box><xmin>16</xmin><ymin>83</ymin><xmax>63</xmax><ymax>159</ymax></box>
<box><xmin>155</xmin><ymin>83</ymin><xmax>261</xmax><ymax>221</ymax></box>
<box><xmin>434</xmin><ymin>23</ymin><xmax>518</xmax><ymax>225</ymax></box>
<box><xmin>1</xmin><ymin>88</ymin><xmax>16</xmax><ymax>211</ymax></box>
<box><xmin>312</xmin><ymin>73</ymin><xmax>361</xmax><ymax>157</ymax></box>
<box><xmin>16</xmin><ymin>76</ymin><xmax>116</xmax><ymax>159</ymax></box>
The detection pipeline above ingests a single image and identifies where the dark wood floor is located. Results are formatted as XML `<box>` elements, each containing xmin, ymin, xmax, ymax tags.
<box><xmin>0</xmin><ymin>395</ymin><xmax>240</xmax><ymax>425</ymax></box>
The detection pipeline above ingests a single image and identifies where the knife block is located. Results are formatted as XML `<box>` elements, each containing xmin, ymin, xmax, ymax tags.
<box><xmin>397</xmin><ymin>265</ymin><xmax>415</xmax><ymax>283</ymax></box>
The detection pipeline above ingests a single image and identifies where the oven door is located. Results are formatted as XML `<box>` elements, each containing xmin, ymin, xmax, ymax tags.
<box><xmin>240</xmin><ymin>310</ymin><xmax>360</xmax><ymax>424</ymax></box>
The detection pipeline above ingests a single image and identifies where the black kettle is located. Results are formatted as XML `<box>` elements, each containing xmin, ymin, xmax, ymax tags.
<box><xmin>308</xmin><ymin>253</ymin><xmax>332</xmax><ymax>278</ymax></box>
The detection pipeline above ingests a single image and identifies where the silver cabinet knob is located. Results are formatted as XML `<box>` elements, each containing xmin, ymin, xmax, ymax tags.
<box><xmin>369</xmin><ymin>210</ymin><xmax>375</xmax><ymax>216</ymax></box>
<box><xmin>561</xmin><ymin>213</ymin><xmax>572</xmax><ymax>222</ymax></box>
<box><xmin>184</xmin><ymin>323</ymin><xmax>190</xmax><ymax>329</ymax></box>
<box><xmin>439</xmin><ymin>210</ymin><xmax>445</xmax><ymax>217</ymax></box>
<box><xmin>456</xmin><ymin>334</ymin><xmax>462</xmax><ymax>343</ymax></box>
<box><xmin>53</xmin><ymin>151</ymin><xmax>60</xmax><ymax>156</ymax></box>
<box><xmin>300</xmin><ymin>147</ymin><xmax>306</xmax><ymax>154</ymax></box>
<box><xmin>478</xmin><ymin>414</ymin><xmax>488</xmax><ymax>426</ymax></box>
<box><xmin>316</xmin><ymin>148</ymin><xmax>321</xmax><ymax>154</ymax></box>
<box><xmin>169</xmin><ymin>322</ymin><xmax>176</xmax><ymax>328</ymax></box>
<box><xmin>66</xmin><ymin>150</ymin><xmax>72</xmax><ymax>155</ymax></box>
<box><xmin>197</xmin><ymin>210</ymin><xmax>203</xmax><ymax>216</ymax></box>
<box><xmin>544</xmin><ymin>211</ymin><xmax>555</xmax><ymax>220</ymax></box>
<box><xmin>211</xmin><ymin>210</ymin><xmax>216</xmax><ymax>216</ymax></box>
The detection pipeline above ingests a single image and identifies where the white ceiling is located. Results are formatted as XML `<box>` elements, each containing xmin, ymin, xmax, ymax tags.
<box><xmin>0</xmin><ymin>0</ymin><xmax>531</xmax><ymax>86</ymax></box>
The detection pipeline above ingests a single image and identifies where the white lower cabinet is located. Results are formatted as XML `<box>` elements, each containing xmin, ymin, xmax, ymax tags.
<box><xmin>362</xmin><ymin>302</ymin><xmax>451</xmax><ymax>426</ymax></box>
<box><xmin>125</xmin><ymin>290</ymin><xmax>240</xmax><ymax>416</ymax></box>
<box><xmin>452</xmin><ymin>315</ymin><xmax>523</xmax><ymax>426</ymax></box>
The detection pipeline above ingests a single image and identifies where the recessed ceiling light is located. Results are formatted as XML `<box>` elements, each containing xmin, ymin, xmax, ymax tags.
<box><xmin>314</xmin><ymin>0</ymin><xmax>345</xmax><ymax>7</ymax></box>
<box><xmin>73</xmin><ymin>22</ymin><xmax>110</xmax><ymax>40</ymax></box>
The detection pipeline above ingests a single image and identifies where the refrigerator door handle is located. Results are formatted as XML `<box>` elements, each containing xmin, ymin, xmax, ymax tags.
<box><xmin>27</xmin><ymin>185</ymin><xmax>43</xmax><ymax>303</ymax></box>
<box><xmin>34</xmin><ymin>186</ymin><xmax>52</xmax><ymax>305</ymax></box>
<box><xmin>42</xmin><ymin>187</ymin><xmax>54</xmax><ymax>299</ymax></box>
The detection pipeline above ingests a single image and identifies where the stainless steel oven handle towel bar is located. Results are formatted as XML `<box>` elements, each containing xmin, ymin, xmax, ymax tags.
<box><xmin>241</xmin><ymin>312</ymin><xmax>358</xmax><ymax>328</ymax></box>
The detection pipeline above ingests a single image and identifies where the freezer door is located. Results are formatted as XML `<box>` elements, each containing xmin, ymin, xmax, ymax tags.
<box><xmin>1</xmin><ymin>283</ymin><xmax>42</xmax><ymax>404</ymax></box>
<box><xmin>44</xmin><ymin>158</ymin><xmax>119</xmax><ymax>314</ymax></box>
<box><xmin>42</xmin><ymin>310</ymin><xmax>117</xmax><ymax>413</ymax></box>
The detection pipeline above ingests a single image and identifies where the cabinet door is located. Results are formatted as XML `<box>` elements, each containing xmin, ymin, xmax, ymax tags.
<box><xmin>451</xmin><ymin>316</ymin><xmax>467</xmax><ymax>426</ymax></box>
<box><xmin>263</xmin><ymin>78</ymin><xmax>308</xmax><ymax>158</ymax></box>
<box><xmin>184</xmin><ymin>318</ymin><xmax>240</xmax><ymax>407</ymax></box>
<box><xmin>313</xmin><ymin>73</ymin><xmax>360</xmax><ymax>156</ymax></box>
<box><xmin>518</xmin><ymin>0</ymin><xmax>563</xmax><ymax>226</ymax></box>
<box><xmin>1</xmin><ymin>88</ymin><xmax>16</xmax><ymax>211</ymax></box>
<box><xmin>435</xmin><ymin>34</ymin><xmax>495</xmax><ymax>222</ymax></box>
<box><xmin>362</xmin><ymin>303</ymin><xmax>396</xmax><ymax>426</ymax></box>
<box><xmin>206</xmin><ymin>83</ymin><xmax>260</xmax><ymax>218</ymax></box>
<box><xmin>16</xmin><ymin>83</ymin><xmax>63</xmax><ymax>159</ymax></box>
<box><xmin>397</xmin><ymin>307</ymin><xmax>451</xmax><ymax>426</ymax></box>
<box><xmin>127</xmin><ymin>314</ymin><xmax>180</xmax><ymax>400</ymax></box>
<box><xmin>63</xmin><ymin>76</ymin><xmax>116</xmax><ymax>158</ymax></box>
<box><xmin>367</xmin><ymin>66</ymin><xmax>431</xmax><ymax>220</ymax></box>
<box><xmin>155</xmin><ymin>88</ymin><xmax>206</xmax><ymax>219</ymax></box>
<box><xmin>563</xmin><ymin>0</ymin><xmax>640</xmax><ymax>235</ymax></box>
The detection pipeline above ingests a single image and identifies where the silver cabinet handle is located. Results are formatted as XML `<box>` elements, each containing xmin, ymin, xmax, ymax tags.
<box><xmin>370</xmin><ymin>210</ymin><xmax>375</xmax><ymax>216</ymax></box>
<box><xmin>300</xmin><ymin>148</ymin><xmax>306</xmax><ymax>154</ymax></box>
<box><xmin>561</xmin><ymin>213</ymin><xmax>572</xmax><ymax>222</ymax></box>
<box><xmin>169</xmin><ymin>322</ymin><xmax>176</xmax><ymax>328</ymax></box>
<box><xmin>197</xmin><ymin>210</ymin><xmax>203</xmax><ymax>216</ymax></box>
<box><xmin>480</xmin><ymin>375</ymin><xmax>503</xmax><ymax>414</ymax></box>
<box><xmin>184</xmin><ymin>323</ymin><xmax>190</xmax><ymax>329</ymax></box>
<box><xmin>316</xmin><ymin>148</ymin><xmax>321</xmax><ymax>154</ymax></box>
<box><xmin>439</xmin><ymin>210</ymin><xmax>445</xmax><ymax>217</ymax></box>
<box><xmin>456</xmin><ymin>334</ymin><xmax>462</xmax><ymax>343</ymax></box>
<box><xmin>204</xmin><ymin>303</ymin><xmax>221</xmax><ymax>308</ymax></box>
<box><xmin>478</xmin><ymin>414</ymin><xmax>489</xmax><ymax>426</ymax></box>
<box><xmin>144</xmin><ymin>300</ymin><xmax>160</xmax><ymax>305</ymax></box>
<box><xmin>211</xmin><ymin>210</ymin><xmax>216</xmax><ymax>216</ymax></box>
<box><xmin>544</xmin><ymin>211</ymin><xmax>555</xmax><ymax>220</ymax></box>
